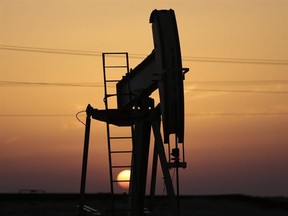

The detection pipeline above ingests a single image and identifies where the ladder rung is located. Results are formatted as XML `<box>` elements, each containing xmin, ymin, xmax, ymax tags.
<box><xmin>110</xmin><ymin>150</ymin><xmax>132</xmax><ymax>154</ymax></box>
<box><xmin>112</xmin><ymin>165</ymin><xmax>132</xmax><ymax>169</ymax></box>
<box><xmin>112</xmin><ymin>180</ymin><xmax>130</xmax><ymax>183</ymax></box>
<box><xmin>105</xmin><ymin>66</ymin><xmax>128</xmax><ymax>68</ymax></box>
<box><xmin>106</xmin><ymin>80</ymin><xmax>119</xmax><ymax>83</ymax></box>
<box><xmin>110</xmin><ymin>136</ymin><xmax>132</xmax><ymax>139</ymax></box>
<box><xmin>103</xmin><ymin>52</ymin><xmax>128</xmax><ymax>55</ymax></box>
<box><xmin>105</xmin><ymin>94</ymin><xmax>117</xmax><ymax>98</ymax></box>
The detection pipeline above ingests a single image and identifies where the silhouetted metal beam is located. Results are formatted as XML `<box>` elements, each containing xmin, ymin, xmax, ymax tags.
<box><xmin>116</xmin><ymin>9</ymin><xmax>188</xmax><ymax>143</ymax></box>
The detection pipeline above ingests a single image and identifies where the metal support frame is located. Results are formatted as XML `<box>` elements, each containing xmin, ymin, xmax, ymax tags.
<box><xmin>78</xmin><ymin>104</ymin><xmax>183</xmax><ymax>216</ymax></box>
<box><xmin>79</xmin><ymin>107</ymin><xmax>92</xmax><ymax>216</ymax></box>
<box><xmin>128</xmin><ymin>105</ymin><xmax>181</xmax><ymax>216</ymax></box>
<box><xmin>129</xmin><ymin>109</ymin><xmax>152</xmax><ymax>216</ymax></box>
<box><xmin>150</xmin><ymin>107</ymin><xmax>178</xmax><ymax>216</ymax></box>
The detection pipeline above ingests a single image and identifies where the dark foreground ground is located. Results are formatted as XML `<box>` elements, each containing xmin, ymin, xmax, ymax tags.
<box><xmin>1</xmin><ymin>193</ymin><xmax>288</xmax><ymax>216</ymax></box>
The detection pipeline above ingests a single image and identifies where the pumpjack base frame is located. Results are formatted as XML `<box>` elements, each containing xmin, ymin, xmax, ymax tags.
<box><xmin>79</xmin><ymin>104</ymin><xmax>182</xmax><ymax>216</ymax></box>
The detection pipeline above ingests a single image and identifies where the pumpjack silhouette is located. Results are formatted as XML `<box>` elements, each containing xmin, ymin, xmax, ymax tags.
<box><xmin>79</xmin><ymin>9</ymin><xmax>189</xmax><ymax>216</ymax></box>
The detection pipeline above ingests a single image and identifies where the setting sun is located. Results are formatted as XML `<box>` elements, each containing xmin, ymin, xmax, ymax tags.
<box><xmin>117</xmin><ymin>170</ymin><xmax>131</xmax><ymax>189</ymax></box>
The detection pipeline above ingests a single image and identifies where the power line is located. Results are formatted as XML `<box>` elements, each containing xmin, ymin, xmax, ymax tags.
<box><xmin>1</xmin><ymin>44</ymin><xmax>288</xmax><ymax>65</ymax></box>
<box><xmin>0</xmin><ymin>114</ymin><xmax>74</xmax><ymax>117</ymax></box>
<box><xmin>189</xmin><ymin>80</ymin><xmax>288</xmax><ymax>86</ymax></box>
<box><xmin>2</xmin><ymin>80</ymin><xmax>288</xmax><ymax>87</ymax></box>
<box><xmin>0</xmin><ymin>80</ymin><xmax>106</xmax><ymax>87</ymax></box>
<box><xmin>2</xmin><ymin>81</ymin><xmax>288</xmax><ymax>94</ymax></box>
<box><xmin>0</xmin><ymin>45</ymin><xmax>102</xmax><ymax>56</ymax></box>
<box><xmin>1</xmin><ymin>112</ymin><xmax>288</xmax><ymax>117</ymax></box>
<box><xmin>190</xmin><ymin>89</ymin><xmax>288</xmax><ymax>94</ymax></box>
<box><xmin>187</xmin><ymin>112</ymin><xmax>288</xmax><ymax>116</ymax></box>
<box><xmin>183</xmin><ymin>56</ymin><xmax>288</xmax><ymax>65</ymax></box>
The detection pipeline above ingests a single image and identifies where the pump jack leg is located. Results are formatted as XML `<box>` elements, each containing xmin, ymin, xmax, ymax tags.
<box><xmin>130</xmin><ymin>111</ymin><xmax>151</xmax><ymax>216</ymax></box>
<box><xmin>149</xmin><ymin>140</ymin><xmax>158</xmax><ymax>211</ymax></box>
<box><xmin>79</xmin><ymin>105</ymin><xmax>92</xmax><ymax>216</ymax></box>
<box><xmin>151</xmin><ymin>112</ymin><xmax>178</xmax><ymax>216</ymax></box>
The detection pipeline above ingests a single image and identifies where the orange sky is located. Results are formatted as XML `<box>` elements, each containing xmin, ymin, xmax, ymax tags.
<box><xmin>1</xmin><ymin>0</ymin><xmax>288</xmax><ymax>195</ymax></box>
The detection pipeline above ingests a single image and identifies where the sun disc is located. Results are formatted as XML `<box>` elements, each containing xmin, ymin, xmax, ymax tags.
<box><xmin>117</xmin><ymin>170</ymin><xmax>131</xmax><ymax>189</ymax></box>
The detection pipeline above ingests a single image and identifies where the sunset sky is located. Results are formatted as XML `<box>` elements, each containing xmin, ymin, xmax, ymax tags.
<box><xmin>1</xmin><ymin>0</ymin><xmax>288</xmax><ymax>196</ymax></box>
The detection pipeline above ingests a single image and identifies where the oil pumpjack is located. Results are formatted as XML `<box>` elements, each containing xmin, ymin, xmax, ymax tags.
<box><xmin>79</xmin><ymin>9</ymin><xmax>189</xmax><ymax>216</ymax></box>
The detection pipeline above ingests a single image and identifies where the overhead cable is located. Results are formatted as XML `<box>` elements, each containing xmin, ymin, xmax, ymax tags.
<box><xmin>1</xmin><ymin>44</ymin><xmax>288</xmax><ymax>65</ymax></box>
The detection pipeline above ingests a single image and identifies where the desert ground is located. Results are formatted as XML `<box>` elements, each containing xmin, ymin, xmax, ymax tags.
<box><xmin>1</xmin><ymin>193</ymin><xmax>288</xmax><ymax>216</ymax></box>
